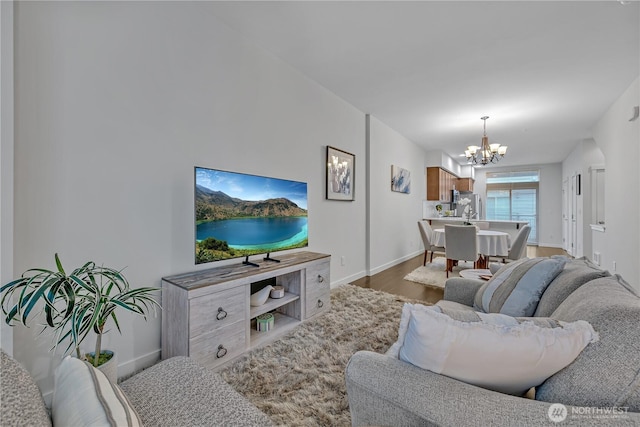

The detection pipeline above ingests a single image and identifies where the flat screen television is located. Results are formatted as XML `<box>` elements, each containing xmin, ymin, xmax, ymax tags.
<box><xmin>195</xmin><ymin>167</ymin><xmax>308</xmax><ymax>265</ymax></box>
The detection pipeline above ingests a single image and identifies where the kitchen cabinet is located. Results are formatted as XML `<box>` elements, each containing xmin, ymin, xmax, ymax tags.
<box><xmin>457</xmin><ymin>178</ymin><xmax>474</xmax><ymax>192</ymax></box>
<box><xmin>427</xmin><ymin>167</ymin><xmax>458</xmax><ymax>201</ymax></box>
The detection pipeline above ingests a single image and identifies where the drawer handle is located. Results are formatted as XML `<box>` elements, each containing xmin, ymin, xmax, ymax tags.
<box><xmin>317</xmin><ymin>275</ymin><xmax>324</xmax><ymax>283</ymax></box>
<box><xmin>216</xmin><ymin>344</ymin><xmax>228</xmax><ymax>359</ymax></box>
<box><xmin>317</xmin><ymin>299</ymin><xmax>324</xmax><ymax>308</ymax></box>
<box><xmin>216</xmin><ymin>307</ymin><xmax>228</xmax><ymax>321</ymax></box>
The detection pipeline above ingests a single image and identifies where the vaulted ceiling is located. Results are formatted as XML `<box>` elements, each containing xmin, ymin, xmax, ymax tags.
<box><xmin>208</xmin><ymin>1</ymin><xmax>639</xmax><ymax>167</ymax></box>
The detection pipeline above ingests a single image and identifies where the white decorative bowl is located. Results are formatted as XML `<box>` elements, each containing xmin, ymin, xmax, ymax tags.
<box><xmin>250</xmin><ymin>285</ymin><xmax>273</xmax><ymax>307</ymax></box>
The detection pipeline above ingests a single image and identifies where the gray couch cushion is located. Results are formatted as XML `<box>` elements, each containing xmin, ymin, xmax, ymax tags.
<box><xmin>346</xmin><ymin>350</ymin><xmax>632</xmax><ymax>427</ymax></box>
<box><xmin>534</xmin><ymin>257</ymin><xmax>610</xmax><ymax>317</ymax></box>
<box><xmin>435</xmin><ymin>299</ymin><xmax>478</xmax><ymax>312</ymax></box>
<box><xmin>442</xmin><ymin>277</ymin><xmax>485</xmax><ymax>306</ymax></box>
<box><xmin>536</xmin><ymin>275</ymin><xmax>640</xmax><ymax>411</ymax></box>
<box><xmin>1</xmin><ymin>350</ymin><xmax>52</xmax><ymax>427</ymax></box>
<box><xmin>120</xmin><ymin>356</ymin><xmax>271</xmax><ymax>427</ymax></box>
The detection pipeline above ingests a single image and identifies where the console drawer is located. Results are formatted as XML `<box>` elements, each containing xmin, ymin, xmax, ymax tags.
<box><xmin>189</xmin><ymin>286</ymin><xmax>246</xmax><ymax>338</ymax></box>
<box><xmin>189</xmin><ymin>322</ymin><xmax>246</xmax><ymax>368</ymax></box>
<box><xmin>305</xmin><ymin>260</ymin><xmax>330</xmax><ymax>318</ymax></box>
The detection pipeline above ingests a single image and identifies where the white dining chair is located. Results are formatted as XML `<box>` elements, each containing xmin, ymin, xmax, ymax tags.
<box><xmin>475</xmin><ymin>221</ymin><xmax>490</xmax><ymax>230</ymax></box>
<box><xmin>491</xmin><ymin>224</ymin><xmax>531</xmax><ymax>264</ymax></box>
<box><xmin>444</xmin><ymin>225</ymin><xmax>478</xmax><ymax>277</ymax></box>
<box><xmin>504</xmin><ymin>225</ymin><xmax>531</xmax><ymax>262</ymax></box>
<box><xmin>418</xmin><ymin>221</ymin><xmax>445</xmax><ymax>265</ymax></box>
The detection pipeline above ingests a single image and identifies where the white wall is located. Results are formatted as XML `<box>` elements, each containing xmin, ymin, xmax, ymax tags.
<box><xmin>367</xmin><ymin>116</ymin><xmax>426</xmax><ymax>274</ymax></box>
<box><xmin>592</xmin><ymin>76</ymin><xmax>640</xmax><ymax>285</ymax></box>
<box><xmin>473</xmin><ymin>163</ymin><xmax>563</xmax><ymax>247</ymax></box>
<box><xmin>425</xmin><ymin>149</ymin><xmax>462</xmax><ymax>176</ymax></box>
<box><xmin>0</xmin><ymin>0</ymin><xmax>14</xmax><ymax>355</ymax></box>
<box><xmin>11</xmin><ymin>1</ymin><xmax>367</xmax><ymax>395</ymax></box>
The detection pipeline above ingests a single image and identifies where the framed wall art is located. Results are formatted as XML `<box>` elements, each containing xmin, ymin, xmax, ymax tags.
<box><xmin>326</xmin><ymin>146</ymin><xmax>355</xmax><ymax>201</ymax></box>
<box><xmin>391</xmin><ymin>165</ymin><xmax>411</xmax><ymax>194</ymax></box>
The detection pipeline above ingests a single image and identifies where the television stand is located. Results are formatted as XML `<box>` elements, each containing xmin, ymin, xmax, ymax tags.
<box><xmin>161</xmin><ymin>251</ymin><xmax>331</xmax><ymax>370</ymax></box>
<box><xmin>263</xmin><ymin>253</ymin><xmax>281</xmax><ymax>263</ymax></box>
<box><xmin>242</xmin><ymin>256</ymin><xmax>260</xmax><ymax>267</ymax></box>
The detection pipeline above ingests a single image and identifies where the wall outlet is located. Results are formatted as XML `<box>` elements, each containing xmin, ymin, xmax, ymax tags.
<box><xmin>612</xmin><ymin>261</ymin><xmax>616</xmax><ymax>272</ymax></box>
<box><xmin>593</xmin><ymin>252</ymin><xmax>601</xmax><ymax>266</ymax></box>
<box><xmin>340</xmin><ymin>256</ymin><xmax>346</xmax><ymax>266</ymax></box>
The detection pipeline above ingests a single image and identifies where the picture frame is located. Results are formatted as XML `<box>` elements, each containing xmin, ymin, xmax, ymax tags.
<box><xmin>391</xmin><ymin>165</ymin><xmax>411</xmax><ymax>194</ymax></box>
<box><xmin>576</xmin><ymin>173</ymin><xmax>581</xmax><ymax>195</ymax></box>
<box><xmin>326</xmin><ymin>146</ymin><xmax>355</xmax><ymax>201</ymax></box>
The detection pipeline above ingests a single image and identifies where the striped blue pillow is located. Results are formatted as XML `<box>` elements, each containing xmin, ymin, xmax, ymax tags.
<box><xmin>474</xmin><ymin>257</ymin><xmax>567</xmax><ymax>316</ymax></box>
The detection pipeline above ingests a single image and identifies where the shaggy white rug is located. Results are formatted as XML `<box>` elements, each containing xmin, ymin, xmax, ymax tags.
<box><xmin>218</xmin><ymin>285</ymin><xmax>424</xmax><ymax>427</ymax></box>
<box><xmin>403</xmin><ymin>256</ymin><xmax>475</xmax><ymax>288</ymax></box>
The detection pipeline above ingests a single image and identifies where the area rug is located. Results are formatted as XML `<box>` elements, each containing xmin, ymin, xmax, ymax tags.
<box><xmin>218</xmin><ymin>284</ymin><xmax>424</xmax><ymax>427</ymax></box>
<box><xmin>403</xmin><ymin>256</ymin><xmax>474</xmax><ymax>288</ymax></box>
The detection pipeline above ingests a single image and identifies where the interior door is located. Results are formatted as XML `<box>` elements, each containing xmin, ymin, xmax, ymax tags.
<box><xmin>562</xmin><ymin>178</ymin><xmax>570</xmax><ymax>254</ymax></box>
<box><xmin>564</xmin><ymin>175</ymin><xmax>578</xmax><ymax>256</ymax></box>
<box><xmin>571</xmin><ymin>174</ymin><xmax>578</xmax><ymax>257</ymax></box>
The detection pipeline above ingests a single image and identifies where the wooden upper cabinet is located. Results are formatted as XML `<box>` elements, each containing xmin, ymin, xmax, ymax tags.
<box><xmin>440</xmin><ymin>169</ymin><xmax>449</xmax><ymax>202</ymax></box>
<box><xmin>427</xmin><ymin>167</ymin><xmax>459</xmax><ymax>201</ymax></box>
<box><xmin>426</xmin><ymin>167</ymin><xmax>440</xmax><ymax>201</ymax></box>
<box><xmin>457</xmin><ymin>178</ymin><xmax>474</xmax><ymax>192</ymax></box>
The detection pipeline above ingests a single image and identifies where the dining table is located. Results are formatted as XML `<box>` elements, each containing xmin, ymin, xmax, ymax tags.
<box><xmin>432</xmin><ymin>227</ymin><xmax>511</xmax><ymax>269</ymax></box>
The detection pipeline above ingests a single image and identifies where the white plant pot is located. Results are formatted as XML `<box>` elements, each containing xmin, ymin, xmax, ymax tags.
<box><xmin>250</xmin><ymin>285</ymin><xmax>273</xmax><ymax>307</ymax></box>
<box><xmin>87</xmin><ymin>350</ymin><xmax>118</xmax><ymax>383</ymax></box>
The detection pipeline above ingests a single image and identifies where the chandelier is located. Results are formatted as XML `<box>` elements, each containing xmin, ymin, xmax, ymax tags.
<box><xmin>465</xmin><ymin>116</ymin><xmax>507</xmax><ymax>165</ymax></box>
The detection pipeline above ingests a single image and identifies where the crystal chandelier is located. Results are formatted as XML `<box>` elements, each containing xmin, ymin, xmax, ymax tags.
<box><xmin>465</xmin><ymin>116</ymin><xmax>507</xmax><ymax>165</ymax></box>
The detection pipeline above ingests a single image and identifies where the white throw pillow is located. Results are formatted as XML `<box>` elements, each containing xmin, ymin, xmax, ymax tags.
<box><xmin>389</xmin><ymin>303</ymin><xmax>598</xmax><ymax>396</ymax></box>
<box><xmin>52</xmin><ymin>356</ymin><xmax>143</xmax><ymax>427</ymax></box>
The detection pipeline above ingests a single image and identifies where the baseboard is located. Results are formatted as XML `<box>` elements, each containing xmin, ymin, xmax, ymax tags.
<box><xmin>368</xmin><ymin>250</ymin><xmax>422</xmax><ymax>276</ymax></box>
<box><xmin>118</xmin><ymin>349</ymin><xmax>161</xmax><ymax>380</ymax></box>
<box><xmin>330</xmin><ymin>270</ymin><xmax>367</xmax><ymax>288</ymax></box>
<box><xmin>538</xmin><ymin>242</ymin><xmax>564</xmax><ymax>249</ymax></box>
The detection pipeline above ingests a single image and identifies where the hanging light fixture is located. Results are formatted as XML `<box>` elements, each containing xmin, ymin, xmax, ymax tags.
<box><xmin>465</xmin><ymin>116</ymin><xmax>507</xmax><ymax>165</ymax></box>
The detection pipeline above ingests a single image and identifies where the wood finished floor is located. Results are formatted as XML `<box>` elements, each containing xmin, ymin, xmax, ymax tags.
<box><xmin>351</xmin><ymin>246</ymin><xmax>568</xmax><ymax>304</ymax></box>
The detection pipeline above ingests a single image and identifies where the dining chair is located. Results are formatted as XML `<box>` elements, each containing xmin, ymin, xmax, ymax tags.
<box><xmin>444</xmin><ymin>224</ymin><xmax>479</xmax><ymax>277</ymax></box>
<box><xmin>475</xmin><ymin>221</ymin><xmax>490</xmax><ymax>230</ymax></box>
<box><xmin>417</xmin><ymin>221</ymin><xmax>445</xmax><ymax>265</ymax></box>
<box><xmin>503</xmin><ymin>225</ymin><xmax>531</xmax><ymax>262</ymax></box>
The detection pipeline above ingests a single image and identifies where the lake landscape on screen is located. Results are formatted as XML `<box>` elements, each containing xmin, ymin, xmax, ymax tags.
<box><xmin>195</xmin><ymin>167</ymin><xmax>308</xmax><ymax>264</ymax></box>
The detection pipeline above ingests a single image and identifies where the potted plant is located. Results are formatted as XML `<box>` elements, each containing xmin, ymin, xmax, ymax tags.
<box><xmin>457</xmin><ymin>197</ymin><xmax>474</xmax><ymax>225</ymax></box>
<box><xmin>0</xmin><ymin>253</ymin><xmax>161</xmax><ymax>381</ymax></box>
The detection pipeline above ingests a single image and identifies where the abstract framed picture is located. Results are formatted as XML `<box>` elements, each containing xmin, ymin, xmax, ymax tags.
<box><xmin>391</xmin><ymin>165</ymin><xmax>411</xmax><ymax>194</ymax></box>
<box><xmin>326</xmin><ymin>146</ymin><xmax>355</xmax><ymax>201</ymax></box>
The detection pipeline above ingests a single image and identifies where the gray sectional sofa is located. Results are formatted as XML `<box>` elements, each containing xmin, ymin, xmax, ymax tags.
<box><xmin>1</xmin><ymin>352</ymin><xmax>271</xmax><ymax>426</ymax></box>
<box><xmin>346</xmin><ymin>257</ymin><xmax>640</xmax><ymax>426</ymax></box>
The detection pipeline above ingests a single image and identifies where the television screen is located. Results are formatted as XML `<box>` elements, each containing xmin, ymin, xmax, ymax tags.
<box><xmin>195</xmin><ymin>167</ymin><xmax>308</xmax><ymax>265</ymax></box>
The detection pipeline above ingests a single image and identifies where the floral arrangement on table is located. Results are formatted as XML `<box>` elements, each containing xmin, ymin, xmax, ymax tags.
<box><xmin>457</xmin><ymin>197</ymin><xmax>474</xmax><ymax>225</ymax></box>
<box><xmin>435</xmin><ymin>204</ymin><xmax>443</xmax><ymax>216</ymax></box>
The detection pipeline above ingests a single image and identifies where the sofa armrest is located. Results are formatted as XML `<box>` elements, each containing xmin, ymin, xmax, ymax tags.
<box><xmin>345</xmin><ymin>351</ymin><xmax>640</xmax><ymax>427</ymax></box>
<box><xmin>442</xmin><ymin>277</ymin><xmax>484</xmax><ymax>306</ymax></box>
<box><xmin>120</xmin><ymin>357</ymin><xmax>271</xmax><ymax>427</ymax></box>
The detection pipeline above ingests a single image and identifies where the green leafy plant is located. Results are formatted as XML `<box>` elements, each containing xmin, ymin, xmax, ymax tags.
<box><xmin>0</xmin><ymin>253</ymin><xmax>161</xmax><ymax>367</ymax></box>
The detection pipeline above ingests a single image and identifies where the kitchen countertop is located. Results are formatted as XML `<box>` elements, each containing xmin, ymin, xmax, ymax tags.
<box><xmin>424</xmin><ymin>217</ymin><xmax>529</xmax><ymax>224</ymax></box>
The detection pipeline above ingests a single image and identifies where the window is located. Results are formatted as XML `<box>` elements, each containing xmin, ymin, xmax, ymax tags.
<box><xmin>486</xmin><ymin>171</ymin><xmax>539</xmax><ymax>244</ymax></box>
